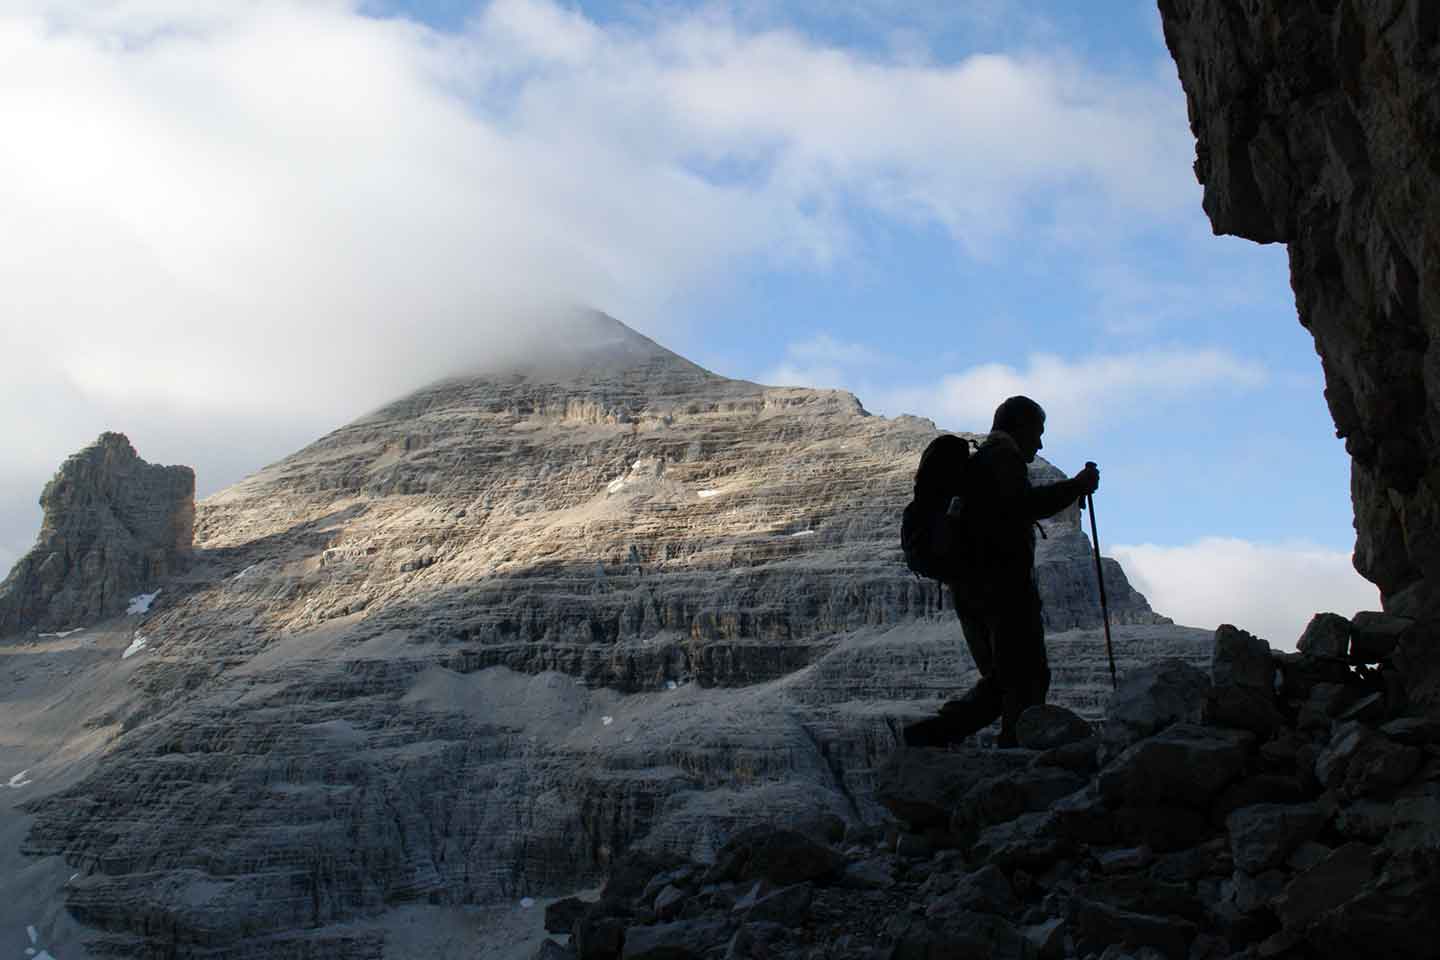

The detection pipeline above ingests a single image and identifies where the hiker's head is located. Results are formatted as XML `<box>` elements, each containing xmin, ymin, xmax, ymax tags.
<box><xmin>992</xmin><ymin>396</ymin><xmax>1045</xmax><ymax>462</ymax></box>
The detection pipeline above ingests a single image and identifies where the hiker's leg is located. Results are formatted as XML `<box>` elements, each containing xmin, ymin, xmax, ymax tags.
<box><xmin>994</xmin><ymin>590</ymin><xmax>1048</xmax><ymax>746</ymax></box>
<box><xmin>955</xmin><ymin>599</ymin><xmax>996</xmax><ymax>679</ymax></box>
<box><xmin>918</xmin><ymin>611</ymin><xmax>1002</xmax><ymax>744</ymax></box>
<box><xmin>1019</xmin><ymin>586</ymin><xmax>1050</xmax><ymax>708</ymax></box>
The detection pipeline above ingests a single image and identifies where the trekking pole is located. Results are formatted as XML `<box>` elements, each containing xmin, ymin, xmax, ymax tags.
<box><xmin>1083</xmin><ymin>462</ymin><xmax>1118</xmax><ymax>692</ymax></box>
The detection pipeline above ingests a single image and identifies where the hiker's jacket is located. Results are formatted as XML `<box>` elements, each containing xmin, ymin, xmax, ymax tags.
<box><xmin>957</xmin><ymin>430</ymin><xmax>1088</xmax><ymax>611</ymax></box>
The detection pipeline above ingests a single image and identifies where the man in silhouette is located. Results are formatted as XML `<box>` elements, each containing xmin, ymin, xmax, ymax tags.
<box><xmin>905</xmin><ymin>395</ymin><xmax>1099</xmax><ymax>748</ymax></box>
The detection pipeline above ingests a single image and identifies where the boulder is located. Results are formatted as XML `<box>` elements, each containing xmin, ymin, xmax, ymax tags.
<box><xmin>1380</xmin><ymin>716</ymin><xmax>1440</xmax><ymax>746</ymax></box>
<box><xmin>1384</xmin><ymin>785</ymin><xmax>1440</xmax><ymax>855</ymax></box>
<box><xmin>1305</xmin><ymin>850</ymin><xmax>1440</xmax><ymax>959</ymax></box>
<box><xmin>1098</xmin><ymin>723</ymin><xmax>1253</xmax><ymax>809</ymax></box>
<box><xmin>738</xmin><ymin>883</ymin><xmax>810</xmax><ymax>925</ymax></box>
<box><xmin>1230</xmin><ymin>867</ymin><xmax>1287</xmax><ymax>914</ymax></box>
<box><xmin>1016</xmin><ymin>704</ymin><xmax>1093</xmax><ymax>750</ymax></box>
<box><xmin>1349</xmin><ymin>612</ymin><xmax>1413</xmax><ymax>663</ymax></box>
<box><xmin>575</xmin><ymin>910</ymin><xmax>627</xmax><ymax>960</ymax></box>
<box><xmin>1100</xmin><ymin>660</ymin><xmax>1210</xmax><ymax>760</ymax></box>
<box><xmin>838</xmin><ymin>857</ymin><xmax>894</xmax><ymax>891</ymax></box>
<box><xmin>1203</xmin><ymin>684</ymin><xmax>1285</xmax><ymax>738</ymax></box>
<box><xmin>703</xmin><ymin>825</ymin><xmax>843</xmax><ymax>887</ymax></box>
<box><xmin>1069</xmin><ymin>897</ymin><xmax>1196</xmax><ymax>958</ymax></box>
<box><xmin>1226</xmin><ymin>803</ymin><xmax>1330</xmax><ymax>873</ymax></box>
<box><xmin>1314</xmin><ymin>722</ymin><xmax>1422</xmax><ymax>798</ymax></box>
<box><xmin>971</xmin><ymin>811</ymin><xmax>1073</xmax><ymax>871</ymax></box>
<box><xmin>1212</xmin><ymin>624</ymin><xmax>1274</xmax><ymax>691</ymax></box>
<box><xmin>1096</xmin><ymin>847</ymin><xmax>1153</xmax><ymax>875</ymax></box>
<box><xmin>892</xmin><ymin>910</ymin><xmax>1032</xmax><ymax>960</ymax></box>
<box><xmin>1297</xmin><ymin>614</ymin><xmax>1351</xmax><ymax>660</ymax></box>
<box><xmin>1273</xmin><ymin>842</ymin><xmax>1376</xmax><ymax>934</ymax></box>
<box><xmin>621</xmin><ymin>919</ymin><xmax>729</xmax><ymax>960</ymax></box>
<box><xmin>875</xmin><ymin>747</ymin><xmax>1032</xmax><ymax>830</ymax></box>
<box><xmin>952</xmin><ymin>768</ymin><xmax>1088</xmax><ymax>837</ymax></box>
<box><xmin>1211</xmin><ymin>775</ymin><xmax>1310</xmax><ymax>825</ymax></box>
<box><xmin>1021</xmin><ymin>918</ymin><xmax>1066</xmax><ymax>960</ymax></box>
<box><xmin>1030</xmin><ymin>736</ymin><xmax>1099</xmax><ymax>775</ymax></box>
<box><xmin>533</xmin><ymin>941</ymin><xmax>577</xmax><ymax>960</ymax></box>
<box><xmin>924</xmin><ymin>864</ymin><xmax>1018</xmax><ymax>918</ymax></box>
<box><xmin>547</xmin><ymin>896</ymin><xmax>592</xmax><ymax>934</ymax></box>
<box><xmin>652</xmin><ymin>886</ymin><xmax>685</xmax><ymax>922</ymax></box>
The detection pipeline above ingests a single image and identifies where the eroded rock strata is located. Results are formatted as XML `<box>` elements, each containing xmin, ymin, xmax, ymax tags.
<box><xmin>1158</xmin><ymin>2</ymin><xmax>1440</xmax><ymax>623</ymax></box>
<box><xmin>0</xmin><ymin>432</ymin><xmax>194</xmax><ymax>634</ymax></box>
<box><xmin>7</xmin><ymin>313</ymin><xmax>1208</xmax><ymax>956</ymax></box>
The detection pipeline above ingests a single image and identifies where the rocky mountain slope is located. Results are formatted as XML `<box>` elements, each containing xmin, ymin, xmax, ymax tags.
<box><xmin>0</xmin><ymin>312</ymin><xmax>1209</xmax><ymax>957</ymax></box>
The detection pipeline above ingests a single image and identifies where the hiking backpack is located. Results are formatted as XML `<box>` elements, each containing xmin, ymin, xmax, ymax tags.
<box><xmin>900</xmin><ymin>434</ymin><xmax>977</xmax><ymax>584</ymax></box>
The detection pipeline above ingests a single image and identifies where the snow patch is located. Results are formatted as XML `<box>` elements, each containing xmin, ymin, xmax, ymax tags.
<box><xmin>127</xmin><ymin>590</ymin><xmax>161</xmax><ymax>614</ymax></box>
<box><xmin>790</xmin><ymin>529</ymin><xmax>816</xmax><ymax>537</ymax></box>
<box><xmin>38</xmin><ymin>628</ymin><xmax>83</xmax><ymax>638</ymax></box>
<box><xmin>520</xmin><ymin>897</ymin><xmax>535</xmax><ymax>909</ymax></box>
<box><xmin>606</xmin><ymin>476</ymin><xmax>628</xmax><ymax>495</ymax></box>
<box><xmin>27</xmin><ymin>925</ymin><xmax>38</xmax><ymax>944</ymax></box>
<box><xmin>697</xmin><ymin>489</ymin><xmax>721</xmax><ymax>498</ymax></box>
<box><xmin>35</xmin><ymin>952</ymin><xmax>54</xmax><ymax>960</ymax></box>
<box><xmin>665</xmin><ymin>680</ymin><xmax>678</xmax><ymax>691</ymax></box>
<box><xmin>601</xmin><ymin>716</ymin><xmax>614</xmax><ymax>726</ymax></box>
<box><xmin>122</xmin><ymin>633</ymin><xmax>150</xmax><ymax>659</ymax></box>
<box><xmin>7</xmin><ymin>770</ymin><xmax>33</xmax><ymax>788</ymax></box>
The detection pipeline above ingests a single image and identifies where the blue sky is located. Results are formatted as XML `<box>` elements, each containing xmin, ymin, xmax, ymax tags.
<box><xmin>0</xmin><ymin>0</ymin><xmax>1377</xmax><ymax>644</ymax></box>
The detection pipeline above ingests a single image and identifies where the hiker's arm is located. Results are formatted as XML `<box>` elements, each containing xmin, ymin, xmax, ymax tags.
<box><xmin>1026</xmin><ymin>464</ymin><xmax>1099</xmax><ymax>520</ymax></box>
<box><xmin>1026</xmin><ymin>478</ymin><xmax>1086</xmax><ymax>520</ymax></box>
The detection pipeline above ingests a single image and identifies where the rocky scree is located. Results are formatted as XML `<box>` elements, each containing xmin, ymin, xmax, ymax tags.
<box><xmin>534</xmin><ymin>621</ymin><xmax>1440</xmax><ymax>959</ymax></box>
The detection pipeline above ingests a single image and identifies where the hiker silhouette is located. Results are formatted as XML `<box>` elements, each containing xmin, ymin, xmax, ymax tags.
<box><xmin>903</xmin><ymin>395</ymin><xmax>1099</xmax><ymax>748</ymax></box>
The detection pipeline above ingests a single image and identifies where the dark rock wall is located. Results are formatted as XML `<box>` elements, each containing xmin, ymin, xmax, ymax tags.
<box><xmin>1158</xmin><ymin>1</ymin><xmax>1440</xmax><ymax>617</ymax></box>
<box><xmin>0</xmin><ymin>432</ymin><xmax>194</xmax><ymax>634</ymax></box>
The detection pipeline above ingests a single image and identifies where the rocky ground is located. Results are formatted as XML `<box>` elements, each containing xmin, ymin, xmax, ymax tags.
<box><xmin>528</xmin><ymin>615</ymin><xmax>1440</xmax><ymax>960</ymax></box>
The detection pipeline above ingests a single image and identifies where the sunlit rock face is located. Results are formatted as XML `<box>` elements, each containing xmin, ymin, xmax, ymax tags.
<box><xmin>0</xmin><ymin>432</ymin><xmax>194</xmax><ymax>635</ymax></box>
<box><xmin>1158</xmin><ymin>1</ymin><xmax>1440</xmax><ymax>617</ymax></box>
<box><xmin>10</xmin><ymin>311</ymin><xmax>1207</xmax><ymax>956</ymax></box>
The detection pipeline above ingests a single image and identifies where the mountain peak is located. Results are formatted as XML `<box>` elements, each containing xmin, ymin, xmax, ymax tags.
<box><xmin>453</xmin><ymin>307</ymin><xmax>716</xmax><ymax>385</ymax></box>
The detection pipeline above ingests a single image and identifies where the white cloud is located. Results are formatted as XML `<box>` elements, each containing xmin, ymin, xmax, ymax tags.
<box><xmin>761</xmin><ymin>335</ymin><xmax>1265</xmax><ymax>436</ymax></box>
<box><xmin>1112</xmin><ymin>538</ymin><xmax>1381</xmax><ymax>651</ymax></box>
<box><xmin>0</xmin><ymin>0</ymin><xmax>1199</xmax><ymax>559</ymax></box>
<box><xmin>875</xmin><ymin>347</ymin><xmax>1266</xmax><ymax>436</ymax></box>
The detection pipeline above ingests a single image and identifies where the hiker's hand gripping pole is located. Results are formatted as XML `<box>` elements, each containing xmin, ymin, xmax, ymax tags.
<box><xmin>1082</xmin><ymin>462</ymin><xmax>1118</xmax><ymax>692</ymax></box>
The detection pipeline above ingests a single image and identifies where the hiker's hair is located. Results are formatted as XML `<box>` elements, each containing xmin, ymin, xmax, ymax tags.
<box><xmin>992</xmin><ymin>395</ymin><xmax>1045</xmax><ymax>434</ymax></box>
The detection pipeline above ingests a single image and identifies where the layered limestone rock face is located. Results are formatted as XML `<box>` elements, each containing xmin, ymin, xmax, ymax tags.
<box><xmin>1158</xmin><ymin>2</ymin><xmax>1440</xmax><ymax>619</ymax></box>
<box><xmin>0</xmin><ymin>432</ymin><xmax>194</xmax><ymax>634</ymax></box>
<box><xmin>8</xmin><ymin>313</ymin><xmax>1207</xmax><ymax>957</ymax></box>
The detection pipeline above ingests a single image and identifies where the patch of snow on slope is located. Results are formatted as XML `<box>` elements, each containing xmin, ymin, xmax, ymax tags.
<box><xmin>7</xmin><ymin>770</ymin><xmax>33</xmax><ymax>788</ymax></box>
<box><xmin>697</xmin><ymin>489</ymin><xmax>720</xmax><ymax>498</ymax></box>
<box><xmin>127</xmin><ymin>590</ymin><xmax>161</xmax><ymax>614</ymax></box>
<box><xmin>122</xmin><ymin>633</ymin><xmax>150</xmax><ymax>659</ymax></box>
<box><xmin>37</xmin><ymin>628</ymin><xmax>83</xmax><ymax>638</ymax></box>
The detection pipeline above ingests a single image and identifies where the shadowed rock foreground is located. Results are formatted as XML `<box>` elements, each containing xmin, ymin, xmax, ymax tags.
<box><xmin>540</xmin><ymin>623</ymin><xmax>1439</xmax><ymax>960</ymax></box>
